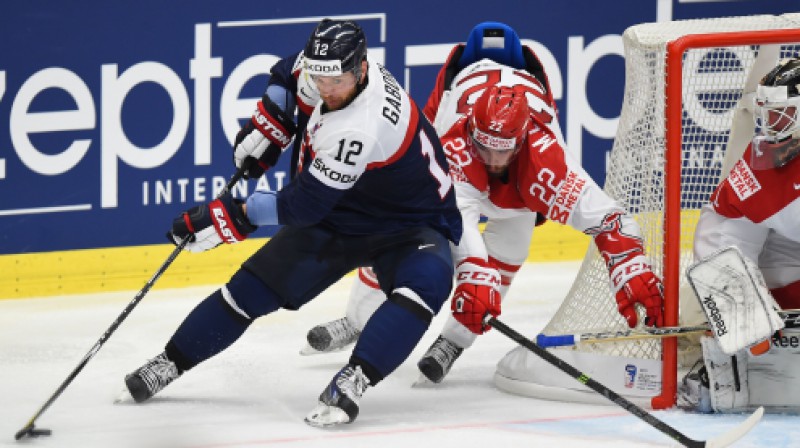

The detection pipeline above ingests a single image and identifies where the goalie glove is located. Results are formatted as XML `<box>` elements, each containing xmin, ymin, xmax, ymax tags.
<box><xmin>167</xmin><ymin>192</ymin><xmax>257</xmax><ymax>253</ymax></box>
<box><xmin>451</xmin><ymin>258</ymin><xmax>502</xmax><ymax>334</ymax></box>
<box><xmin>590</xmin><ymin>211</ymin><xmax>664</xmax><ymax>328</ymax></box>
<box><xmin>233</xmin><ymin>94</ymin><xmax>297</xmax><ymax>179</ymax></box>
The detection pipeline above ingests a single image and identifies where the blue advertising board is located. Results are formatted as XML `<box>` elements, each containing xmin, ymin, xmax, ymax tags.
<box><xmin>1</xmin><ymin>1</ymin><xmax>797</xmax><ymax>254</ymax></box>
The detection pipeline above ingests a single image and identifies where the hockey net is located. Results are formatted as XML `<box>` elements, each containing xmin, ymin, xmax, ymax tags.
<box><xmin>495</xmin><ymin>14</ymin><xmax>800</xmax><ymax>409</ymax></box>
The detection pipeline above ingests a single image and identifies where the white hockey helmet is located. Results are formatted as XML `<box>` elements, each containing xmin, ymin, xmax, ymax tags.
<box><xmin>751</xmin><ymin>57</ymin><xmax>800</xmax><ymax>170</ymax></box>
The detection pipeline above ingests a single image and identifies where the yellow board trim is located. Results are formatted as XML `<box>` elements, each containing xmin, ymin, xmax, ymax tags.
<box><xmin>0</xmin><ymin>221</ymin><xmax>589</xmax><ymax>300</ymax></box>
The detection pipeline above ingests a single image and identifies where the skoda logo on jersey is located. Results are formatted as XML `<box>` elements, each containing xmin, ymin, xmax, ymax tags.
<box><xmin>312</xmin><ymin>158</ymin><xmax>358</xmax><ymax>185</ymax></box>
<box><xmin>304</xmin><ymin>58</ymin><xmax>343</xmax><ymax>76</ymax></box>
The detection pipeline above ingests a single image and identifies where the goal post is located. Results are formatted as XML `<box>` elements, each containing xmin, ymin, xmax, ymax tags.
<box><xmin>495</xmin><ymin>14</ymin><xmax>800</xmax><ymax>410</ymax></box>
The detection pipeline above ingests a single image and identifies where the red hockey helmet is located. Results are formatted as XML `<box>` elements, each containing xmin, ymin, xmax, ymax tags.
<box><xmin>468</xmin><ymin>85</ymin><xmax>530</xmax><ymax>175</ymax></box>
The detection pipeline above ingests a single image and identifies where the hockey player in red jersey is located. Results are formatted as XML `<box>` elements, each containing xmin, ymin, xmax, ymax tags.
<box><xmin>679</xmin><ymin>57</ymin><xmax>800</xmax><ymax>413</ymax></box>
<box><xmin>304</xmin><ymin>22</ymin><xmax>665</xmax><ymax>385</ymax></box>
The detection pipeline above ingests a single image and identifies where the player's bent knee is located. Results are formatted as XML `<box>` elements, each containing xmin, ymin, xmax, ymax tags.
<box><xmin>394</xmin><ymin>254</ymin><xmax>454</xmax><ymax>313</ymax></box>
<box><xmin>224</xmin><ymin>269</ymin><xmax>283</xmax><ymax>319</ymax></box>
<box><xmin>388</xmin><ymin>288</ymin><xmax>435</xmax><ymax>324</ymax></box>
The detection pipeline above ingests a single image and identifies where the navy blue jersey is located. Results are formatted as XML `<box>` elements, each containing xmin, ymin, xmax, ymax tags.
<box><xmin>274</xmin><ymin>60</ymin><xmax>462</xmax><ymax>243</ymax></box>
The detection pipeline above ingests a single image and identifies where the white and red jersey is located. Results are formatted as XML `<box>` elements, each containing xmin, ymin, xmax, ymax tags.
<box><xmin>431</xmin><ymin>59</ymin><xmax>647</xmax><ymax>285</ymax></box>
<box><xmin>694</xmin><ymin>144</ymin><xmax>800</xmax><ymax>308</ymax></box>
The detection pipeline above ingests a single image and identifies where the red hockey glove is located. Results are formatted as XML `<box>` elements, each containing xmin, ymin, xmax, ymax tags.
<box><xmin>167</xmin><ymin>192</ymin><xmax>257</xmax><ymax>253</ymax></box>
<box><xmin>233</xmin><ymin>94</ymin><xmax>297</xmax><ymax>179</ymax></box>
<box><xmin>610</xmin><ymin>255</ymin><xmax>664</xmax><ymax>328</ymax></box>
<box><xmin>451</xmin><ymin>258</ymin><xmax>502</xmax><ymax>334</ymax></box>
<box><xmin>589</xmin><ymin>212</ymin><xmax>664</xmax><ymax>328</ymax></box>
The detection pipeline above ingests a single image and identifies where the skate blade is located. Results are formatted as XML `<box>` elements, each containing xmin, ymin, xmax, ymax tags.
<box><xmin>299</xmin><ymin>343</ymin><xmax>354</xmax><ymax>356</ymax></box>
<box><xmin>304</xmin><ymin>403</ymin><xmax>351</xmax><ymax>427</ymax></box>
<box><xmin>113</xmin><ymin>387</ymin><xmax>132</xmax><ymax>404</ymax></box>
<box><xmin>299</xmin><ymin>344</ymin><xmax>325</xmax><ymax>356</ymax></box>
<box><xmin>411</xmin><ymin>374</ymin><xmax>438</xmax><ymax>388</ymax></box>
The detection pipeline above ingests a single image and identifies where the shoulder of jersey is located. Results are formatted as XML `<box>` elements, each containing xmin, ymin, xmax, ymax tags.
<box><xmin>311</xmin><ymin>62</ymin><xmax>413</xmax><ymax>160</ymax></box>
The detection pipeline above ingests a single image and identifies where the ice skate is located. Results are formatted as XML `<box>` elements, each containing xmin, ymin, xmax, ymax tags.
<box><xmin>415</xmin><ymin>336</ymin><xmax>463</xmax><ymax>385</ymax></box>
<box><xmin>305</xmin><ymin>364</ymin><xmax>370</xmax><ymax>427</ymax></box>
<box><xmin>300</xmin><ymin>317</ymin><xmax>361</xmax><ymax>355</ymax></box>
<box><xmin>124</xmin><ymin>352</ymin><xmax>181</xmax><ymax>403</ymax></box>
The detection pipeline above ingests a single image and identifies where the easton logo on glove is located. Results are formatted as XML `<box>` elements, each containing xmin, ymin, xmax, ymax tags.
<box><xmin>169</xmin><ymin>192</ymin><xmax>256</xmax><ymax>253</ymax></box>
<box><xmin>254</xmin><ymin>103</ymin><xmax>293</xmax><ymax>147</ymax></box>
<box><xmin>211</xmin><ymin>204</ymin><xmax>243</xmax><ymax>244</ymax></box>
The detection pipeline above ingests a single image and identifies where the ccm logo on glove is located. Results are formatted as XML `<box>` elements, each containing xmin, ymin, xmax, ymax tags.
<box><xmin>610</xmin><ymin>259</ymin><xmax>648</xmax><ymax>286</ymax></box>
<box><xmin>451</xmin><ymin>258</ymin><xmax>502</xmax><ymax>334</ymax></box>
<box><xmin>457</xmin><ymin>270</ymin><xmax>501</xmax><ymax>285</ymax></box>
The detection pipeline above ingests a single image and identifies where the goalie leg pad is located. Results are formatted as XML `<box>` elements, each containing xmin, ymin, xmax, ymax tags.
<box><xmin>701</xmin><ymin>336</ymin><xmax>751</xmax><ymax>413</ymax></box>
<box><xmin>745</xmin><ymin>328</ymin><xmax>800</xmax><ymax>410</ymax></box>
<box><xmin>694</xmin><ymin>329</ymin><xmax>800</xmax><ymax>412</ymax></box>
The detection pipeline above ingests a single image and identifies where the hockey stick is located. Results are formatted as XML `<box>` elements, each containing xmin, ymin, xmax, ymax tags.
<box><xmin>536</xmin><ymin>324</ymin><xmax>710</xmax><ymax>348</ymax></box>
<box><xmin>537</xmin><ymin>309</ymin><xmax>800</xmax><ymax>348</ymax></box>
<box><xmin>14</xmin><ymin>165</ymin><xmax>249</xmax><ymax>441</ymax></box>
<box><xmin>488</xmin><ymin>316</ymin><xmax>763</xmax><ymax>447</ymax></box>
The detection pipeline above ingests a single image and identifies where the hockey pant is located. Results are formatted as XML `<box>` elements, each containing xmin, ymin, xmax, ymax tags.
<box><xmin>164</xmin><ymin>224</ymin><xmax>454</xmax><ymax>385</ymax></box>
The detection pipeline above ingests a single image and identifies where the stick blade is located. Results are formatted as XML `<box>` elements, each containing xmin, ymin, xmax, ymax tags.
<box><xmin>14</xmin><ymin>423</ymin><xmax>52</xmax><ymax>440</ymax></box>
<box><xmin>704</xmin><ymin>406</ymin><xmax>764</xmax><ymax>448</ymax></box>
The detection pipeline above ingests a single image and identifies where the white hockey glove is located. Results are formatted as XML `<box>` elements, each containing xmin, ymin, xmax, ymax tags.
<box><xmin>167</xmin><ymin>192</ymin><xmax>256</xmax><ymax>253</ymax></box>
<box><xmin>233</xmin><ymin>94</ymin><xmax>297</xmax><ymax>179</ymax></box>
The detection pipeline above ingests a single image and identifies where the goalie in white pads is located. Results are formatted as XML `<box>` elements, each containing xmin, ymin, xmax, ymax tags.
<box><xmin>679</xmin><ymin>58</ymin><xmax>800</xmax><ymax>413</ymax></box>
<box><xmin>304</xmin><ymin>22</ymin><xmax>666</xmax><ymax>385</ymax></box>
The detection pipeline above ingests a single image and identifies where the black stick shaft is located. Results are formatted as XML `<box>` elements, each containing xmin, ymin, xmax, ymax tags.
<box><xmin>14</xmin><ymin>166</ymin><xmax>247</xmax><ymax>440</ymax></box>
<box><xmin>488</xmin><ymin>317</ymin><xmax>705</xmax><ymax>448</ymax></box>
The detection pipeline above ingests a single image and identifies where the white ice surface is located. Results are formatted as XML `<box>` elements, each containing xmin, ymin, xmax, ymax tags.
<box><xmin>1</xmin><ymin>261</ymin><xmax>796</xmax><ymax>447</ymax></box>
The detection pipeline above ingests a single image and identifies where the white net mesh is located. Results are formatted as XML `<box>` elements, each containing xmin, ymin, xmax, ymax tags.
<box><xmin>540</xmin><ymin>15</ymin><xmax>800</xmax><ymax>367</ymax></box>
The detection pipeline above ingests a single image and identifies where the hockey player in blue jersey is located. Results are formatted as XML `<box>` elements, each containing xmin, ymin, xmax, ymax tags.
<box><xmin>123</xmin><ymin>19</ymin><xmax>463</xmax><ymax>427</ymax></box>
